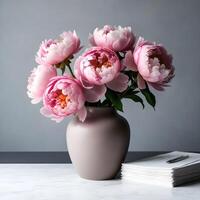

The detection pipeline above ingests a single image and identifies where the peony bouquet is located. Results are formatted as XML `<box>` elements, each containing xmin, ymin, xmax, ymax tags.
<box><xmin>27</xmin><ymin>25</ymin><xmax>175</xmax><ymax>122</ymax></box>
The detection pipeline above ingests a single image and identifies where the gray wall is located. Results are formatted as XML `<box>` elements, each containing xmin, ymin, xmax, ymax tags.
<box><xmin>0</xmin><ymin>0</ymin><xmax>200</xmax><ymax>152</ymax></box>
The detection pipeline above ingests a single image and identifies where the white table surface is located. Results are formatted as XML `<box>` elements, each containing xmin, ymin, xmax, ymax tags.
<box><xmin>0</xmin><ymin>164</ymin><xmax>200</xmax><ymax>200</ymax></box>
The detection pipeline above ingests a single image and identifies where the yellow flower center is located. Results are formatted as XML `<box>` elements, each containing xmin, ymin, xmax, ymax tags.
<box><xmin>56</xmin><ymin>91</ymin><xmax>70</xmax><ymax>109</ymax></box>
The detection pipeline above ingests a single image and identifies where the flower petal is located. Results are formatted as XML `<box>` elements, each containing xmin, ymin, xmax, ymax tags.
<box><xmin>84</xmin><ymin>85</ymin><xmax>106</xmax><ymax>102</ymax></box>
<box><xmin>149</xmin><ymin>83</ymin><xmax>166</xmax><ymax>91</ymax></box>
<box><xmin>88</xmin><ymin>33</ymin><xmax>96</xmax><ymax>46</ymax></box>
<box><xmin>123</xmin><ymin>51</ymin><xmax>137</xmax><ymax>71</ymax></box>
<box><xmin>89</xmin><ymin>25</ymin><xmax>135</xmax><ymax>52</ymax></box>
<box><xmin>40</xmin><ymin>106</ymin><xmax>64</xmax><ymax>123</ymax></box>
<box><xmin>40</xmin><ymin>106</ymin><xmax>53</xmax><ymax>117</ymax></box>
<box><xmin>137</xmin><ymin>74</ymin><xmax>146</xmax><ymax>90</ymax></box>
<box><xmin>107</xmin><ymin>73</ymin><xmax>129</xmax><ymax>92</ymax></box>
<box><xmin>31</xmin><ymin>97</ymin><xmax>42</xmax><ymax>104</ymax></box>
<box><xmin>77</xmin><ymin>106</ymin><xmax>87</xmax><ymax>122</ymax></box>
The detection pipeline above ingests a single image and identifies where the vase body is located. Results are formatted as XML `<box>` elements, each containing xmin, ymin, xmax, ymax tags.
<box><xmin>66</xmin><ymin>107</ymin><xmax>130</xmax><ymax>180</ymax></box>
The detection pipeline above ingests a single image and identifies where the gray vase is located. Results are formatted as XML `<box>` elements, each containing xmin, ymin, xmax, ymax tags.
<box><xmin>66</xmin><ymin>106</ymin><xmax>130</xmax><ymax>180</ymax></box>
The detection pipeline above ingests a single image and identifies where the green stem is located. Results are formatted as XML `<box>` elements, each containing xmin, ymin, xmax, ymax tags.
<box><xmin>67</xmin><ymin>65</ymin><xmax>75</xmax><ymax>78</ymax></box>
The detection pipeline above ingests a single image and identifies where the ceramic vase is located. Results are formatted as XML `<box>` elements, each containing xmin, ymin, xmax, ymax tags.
<box><xmin>66</xmin><ymin>107</ymin><xmax>130</xmax><ymax>180</ymax></box>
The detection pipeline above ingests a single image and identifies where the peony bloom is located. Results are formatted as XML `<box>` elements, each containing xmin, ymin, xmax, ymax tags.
<box><xmin>74</xmin><ymin>47</ymin><xmax>121</xmax><ymax>87</ymax></box>
<box><xmin>27</xmin><ymin>65</ymin><xmax>57</xmax><ymax>104</ymax></box>
<box><xmin>40</xmin><ymin>76</ymin><xmax>86</xmax><ymax>122</ymax></box>
<box><xmin>74</xmin><ymin>47</ymin><xmax>128</xmax><ymax>101</ymax></box>
<box><xmin>36</xmin><ymin>31</ymin><xmax>81</xmax><ymax>65</ymax></box>
<box><xmin>123</xmin><ymin>37</ymin><xmax>175</xmax><ymax>90</ymax></box>
<box><xmin>89</xmin><ymin>25</ymin><xmax>135</xmax><ymax>52</ymax></box>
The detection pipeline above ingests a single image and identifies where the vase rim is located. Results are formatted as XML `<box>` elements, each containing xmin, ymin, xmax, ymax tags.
<box><xmin>86</xmin><ymin>106</ymin><xmax>115</xmax><ymax>110</ymax></box>
<box><xmin>85</xmin><ymin>106</ymin><xmax>116</xmax><ymax>116</ymax></box>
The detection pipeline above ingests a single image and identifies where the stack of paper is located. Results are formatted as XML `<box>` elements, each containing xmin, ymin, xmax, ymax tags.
<box><xmin>121</xmin><ymin>151</ymin><xmax>200</xmax><ymax>187</ymax></box>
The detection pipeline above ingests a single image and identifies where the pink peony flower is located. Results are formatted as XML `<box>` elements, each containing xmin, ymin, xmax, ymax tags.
<box><xmin>27</xmin><ymin>65</ymin><xmax>57</xmax><ymax>104</ymax></box>
<box><xmin>74</xmin><ymin>47</ymin><xmax>128</xmax><ymax>101</ymax></box>
<box><xmin>40</xmin><ymin>75</ymin><xmax>86</xmax><ymax>122</ymax></box>
<box><xmin>74</xmin><ymin>47</ymin><xmax>121</xmax><ymax>87</ymax></box>
<box><xmin>123</xmin><ymin>37</ymin><xmax>174</xmax><ymax>90</ymax></box>
<box><xmin>89</xmin><ymin>25</ymin><xmax>135</xmax><ymax>52</ymax></box>
<box><xmin>36</xmin><ymin>31</ymin><xmax>81</xmax><ymax>65</ymax></box>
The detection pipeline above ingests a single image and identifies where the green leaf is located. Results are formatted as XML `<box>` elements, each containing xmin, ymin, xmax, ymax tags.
<box><xmin>123</xmin><ymin>88</ymin><xmax>139</xmax><ymax>96</ymax></box>
<box><xmin>141</xmin><ymin>88</ymin><xmax>156</xmax><ymax>108</ymax></box>
<box><xmin>101</xmin><ymin>99</ymin><xmax>110</xmax><ymax>107</ymax></box>
<box><xmin>124</xmin><ymin>94</ymin><xmax>144</xmax><ymax>109</ymax></box>
<box><xmin>65</xmin><ymin>60</ymin><xmax>71</xmax><ymax>66</ymax></box>
<box><xmin>123</xmin><ymin>71</ymin><xmax>138</xmax><ymax>89</ymax></box>
<box><xmin>105</xmin><ymin>90</ymin><xmax>123</xmax><ymax>112</ymax></box>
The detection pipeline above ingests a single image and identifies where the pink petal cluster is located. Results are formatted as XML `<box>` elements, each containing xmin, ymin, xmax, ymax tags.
<box><xmin>74</xmin><ymin>47</ymin><xmax>128</xmax><ymax>101</ymax></box>
<box><xmin>89</xmin><ymin>25</ymin><xmax>135</xmax><ymax>52</ymax></box>
<box><xmin>27</xmin><ymin>65</ymin><xmax>57</xmax><ymax>104</ymax></box>
<box><xmin>75</xmin><ymin>47</ymin><xmax>121</xmax><ymax>86</ymax></box>
<box><xmin>123</xmin><ymin>37</ymin><xmax>175</xmax><ymax>90</ymax></box>
<box><xmin>40</xmin><ymin>76</ymin><xmax>86</xmax><ymax>122</ymax></box>
<box><xmin>27</xmin><ymin>26</ymin><xmax>175</xmax><ymax>123</ymax></box>
<box><xmin>36</xmin><ymin>31</ymin><xmax>81</xmax><ymax>65</ymax></box>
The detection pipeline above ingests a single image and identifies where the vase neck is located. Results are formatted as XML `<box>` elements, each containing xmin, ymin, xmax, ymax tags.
<box><xmin>86</xmin><ymin>106</ymin><xmax>116</xmax><ymax>118</ymax></box>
